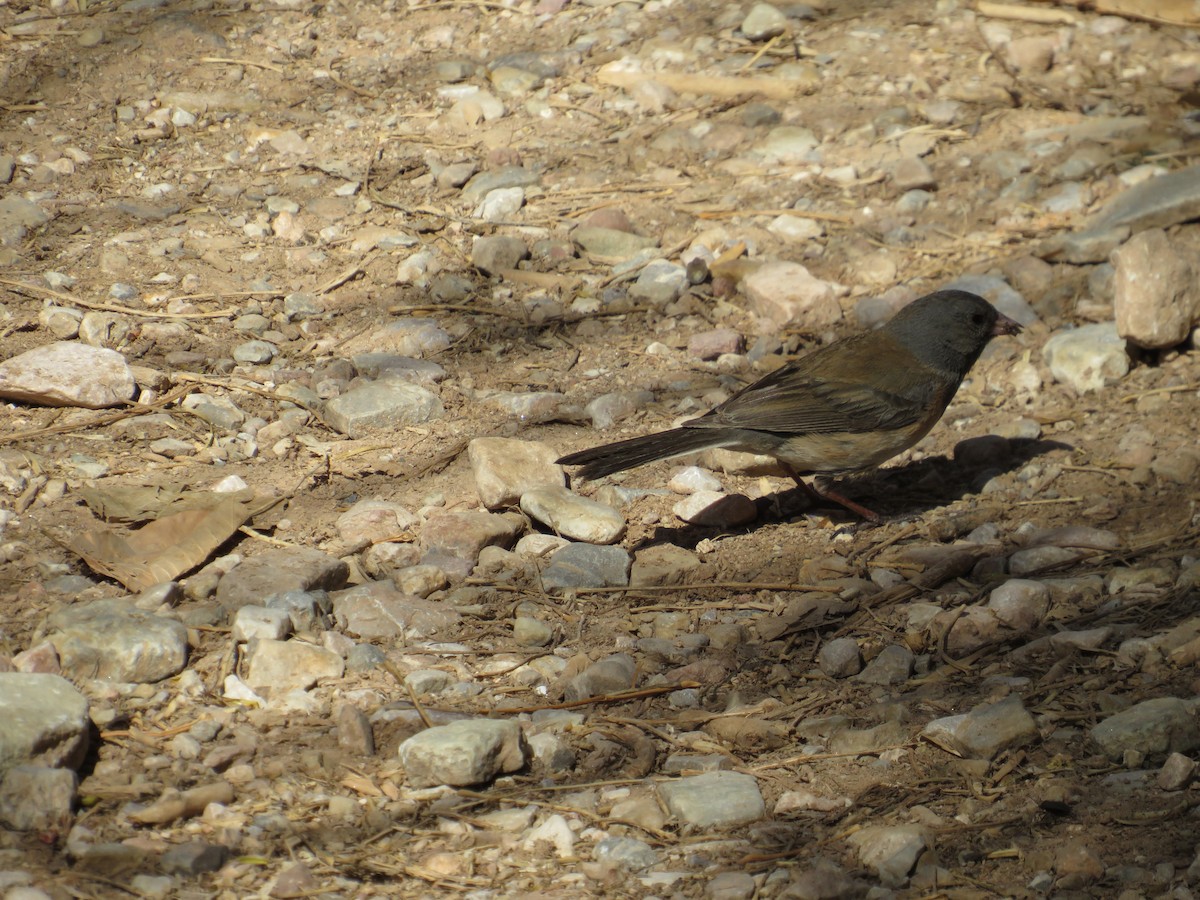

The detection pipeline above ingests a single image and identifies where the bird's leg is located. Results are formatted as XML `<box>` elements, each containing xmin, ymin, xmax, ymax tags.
<box><xmin>781</xmin><ymin>465</ymin><xmax>883</xmax><ymax>525</ymax></box>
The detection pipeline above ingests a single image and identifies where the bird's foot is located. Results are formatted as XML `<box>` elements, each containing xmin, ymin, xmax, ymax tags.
<box><xmin>786</xmin><ymin>471</ymin><xmax>883</xmax><ymax>525</ymax></box>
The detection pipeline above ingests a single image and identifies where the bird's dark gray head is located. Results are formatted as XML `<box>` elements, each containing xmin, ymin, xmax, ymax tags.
<box><xmin>884</xmin><ymin>290</ymin><xmax>1022</xmax><ymax>373</ymax></box>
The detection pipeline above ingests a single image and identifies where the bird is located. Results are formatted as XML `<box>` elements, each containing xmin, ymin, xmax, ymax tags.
<box><xmin>556</xmin><ymin>289</ymin><xmax>1022</xmax><ymax>523</ymax></box>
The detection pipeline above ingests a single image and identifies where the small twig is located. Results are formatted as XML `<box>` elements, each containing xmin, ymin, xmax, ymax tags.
<box><xmin>500</xmin><ymin>682</ymin><xmax>700</xmax><ymax>714</ymax></box>
<box><xmin>200</xmin><ymin>56</ymin><xmax>284</xmax><ymax>72</ymax></box>
<box><xmin>317</xmin><ymin>250</ymin><xmax>381</xmax><ymax>294</ymax></box>
<box><xmin>0</xmin><ymin>384</ymin><xmax>193</xmax><ymax>445</ymax></box>
<box><xmin>0</xmin><ymin>278</ymin><xmax>236</xmax><ymax>319</ymax></box>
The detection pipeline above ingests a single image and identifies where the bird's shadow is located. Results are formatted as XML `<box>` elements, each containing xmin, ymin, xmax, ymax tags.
<box><xmin>630</xmin><ymin>436</ymin><xmax>1075</xmax><ymax>552</ymax></box>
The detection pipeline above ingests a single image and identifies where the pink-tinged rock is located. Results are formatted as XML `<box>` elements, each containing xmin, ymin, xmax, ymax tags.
<box><xmin>1112</xmin><ymin>228</ymin><xmax>1200</xmax><ymax>349</ymax></box>
<box><xmin>0</xmin><ymin>342</ymin><xmax>136</xmax><ymax>409</ymax></box>
<box><xmin>420</xmin><ymin>509</ymin><xmax>523</xmax><ymax>561</ymax></box>
<box><xmin>332</xmin><ymin>581</ymin><xmax>462</xmax><ymax>640</ymax></box>
<box><xmin>688</xmin><ymin>328</ymin><xmax>744</xmax><ymax>361</ymax></box>
<box><xmin>468</xmin><ymin>437</ymin><xmax>564</xmax><ymax>509</ymax></box>
<box><xmin>741</xmin><ymin>261</ymin><xmax>843</xmax><ymax>332</ymax></box>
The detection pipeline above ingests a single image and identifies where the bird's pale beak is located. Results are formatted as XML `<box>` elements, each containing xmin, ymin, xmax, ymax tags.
<box><xmin>993</xmin><ymin>312</ymin><xmax>1022</xmax><ymax>336</ymax></box>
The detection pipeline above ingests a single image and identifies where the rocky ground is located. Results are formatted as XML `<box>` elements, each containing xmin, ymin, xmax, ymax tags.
<box><xmin>3</xmin><ymin>0</ymin><xmax>1200</xmax><ymax>896</ymax></box>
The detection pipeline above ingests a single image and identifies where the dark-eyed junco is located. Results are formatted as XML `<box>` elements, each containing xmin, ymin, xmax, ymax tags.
<box><xmin>557</xmin><ymin>290</ymin><xmax>1021</xmax><ymax>522</ymax></box>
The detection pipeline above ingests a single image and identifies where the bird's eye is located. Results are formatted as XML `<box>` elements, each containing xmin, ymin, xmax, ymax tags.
<box><xmin>972</xmin><ymin>313</ymin><xmax>986</xmax><ymax>325</ymax></box>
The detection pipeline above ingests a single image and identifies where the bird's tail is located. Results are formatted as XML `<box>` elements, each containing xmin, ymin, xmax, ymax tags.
<box><xmin>557</xmin><ymin>427</ymin><xmax>725</xmax><ymax>480</ymax></box>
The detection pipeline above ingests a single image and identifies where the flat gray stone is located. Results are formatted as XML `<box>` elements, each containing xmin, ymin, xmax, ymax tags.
<box><xmin>0</xmin><ymin>674</ymin><xmax>89</xmax><ymax>778</ymax></box>
<box><xmin>0</xmin><ymin>342</ymin><xmax>136</xmax><ymax>409</ymax></box>
<box><xmin>47</xmin><ymin>601</ymin><xmax>188</xmax><ymax>683</ymax></box>
<box><xmin>331</xmin><ymin>581</ymin><xmax>461</xmax><ymax>640</ymax></box>
<box><xmin>399</xmin><ymin>719</ymin><xmax>527</xmax><ymax>787</ymax></box>
<box><xmin>658</xmin><ymin>771</ymin><xmax>765</xmax><ymax>828</ymax></box>
<box><xmin>1092</xmin><ymin>697</ymin><xmax>1200</xmax><ymax>761</ymax></box>
<box><xmin>322</xmin><ymin>381</ymin><xmax>443</xmax><ymax>438</ymax></box>
<box><xmin>0</xmin><ymin>765</ymin><xmax>78</xmax><ymax>831</ymax></box>
<box><xmin>244</xmin><ymin>639</ymin><xmax>344</xmax><ymax>693</ymax></box>
<box><xmin>216</xmin><ymin>547</ymin><xmax>348</xmax><ymax>612</ymax></box>
<box><xmin>541</xmin><ymin>542</ymin><xmax>631</xmax><ymax>590</ymax></box>
<box><xmin>921</xmin><ymin>695</ymin><xmax>1038</xmax><ymax>760</ymax></box>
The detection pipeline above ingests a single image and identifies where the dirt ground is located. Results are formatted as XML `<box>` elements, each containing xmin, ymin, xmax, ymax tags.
<box><xmin>3</xmin><ymin>0</ymin><xmax>1200</xmax><ymax>895</ymax></box>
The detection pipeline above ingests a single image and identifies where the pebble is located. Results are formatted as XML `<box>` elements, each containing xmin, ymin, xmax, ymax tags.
<box><xmin>322</xmin><ymin>381</ymin><xmax>444</xmax><ymax>438</ymax></box>
<box><xmin>0</xmin><ymin>765</ymin><xmax>77</xmax><ymax>831</ymax></box>
<box><xmin>266</xmin><ymin>589</ymin><xmax>332</xmax><ymax>633</ymax></box>
<box><xmin>393</xmin><ymin>564</ymin><xmax>448</xmax><ymax>598</ymax></box>
<box><xmin>472</xmin><ymin>235</ymin><xmax>529</xmax><ymax>275</ymax></box>
<box><xmin>398</xmin><ymin>719</ymin><xmax>527</xmax><ymax>787</ymax></box>
<box><xmin>1091</xmin><ymin>697</ymin><xmax>1200</xmax><ymax>761</ymax></box>
<box><xmin>47</xmin><ymin>601</ymin><xmax>189</xmax><ymax>683</ymax></box>
<box><xmin>584</xmin><ymin>390</ymin><xmax>655</xmax><ymax>429</ymax></box>
<box><xmin>231</xmin><ymin>605</ymin><xmax>292</xmax><ymax>642</ymax></box>
<box><xmin>335</xmin><ymin>498</ymin><xmax>419</xmax><ymax>548</ymax></box>
<box><xmin>848</xmin><ymin>825</ymin><xmax>927</xmax><ymax>887</ymax></box>
<box><xmin>564</xmin><ymin>653</ymin><xmax>636</xmax><ymax>701</ymax></box>
<box><xmin>485</xmin><ymin>390</ymin><xmax>567</xmax><ymax>422</ymax></box>
<box><xmin>705</xmin><ymin>871</ymin><xmax>756</xmax><ymax>900</ymax></box>
<box><xmin>1053</xmin><ymin>837</ymin><xmax>1104</xmax><ymax>890</ymax></box>
<box><xmin>523</xmin><ymin>813</ymin><xmax>574</xmax><ymax>858</ymax></box>
<box><xmin>244</xmin><ymin>639</ymin><xmax>344</xmax><ymax>694</ymax></box>
<box><xmin>594</xmin><ymin>836</ymin><xmax>658</xmax><ymax>871</ymax></box>
<box><xmin>513</xmin><ymin>616</ymin><xmax>553</xmax><ymax>647</ymax></box>
<box><xmin>468</xmin><ymin>437</ymin><xmax>564</xmax><ymax>509</ymax></box>
<box><xmin>474</xmin><ymin>187</ymin><xmax>525</xmax><ymax>222</ymax></box>
<box><xmin>420</xmin><ymin>509</ymin><xmax>522</xmax><ymax>562</ymax></box>
<box><xmin>672</xmin><ymin>491</ymin><xmax>757</xmax><ymax>528</ymax></box>
<box><xmin>667</xmin><ymin>466</ymin><xmax>723</xmax><ymax>494</ymax></box>
<box><xmin>1090</xmin><ymin>162</ymin><xmax>1200</xmax><ymax>236</ymax></box>
<box><xmin>754</xmin><ymin>125</ymin><xmax>819</xmax><ymax>162</ymax></box>
<box><xmin>232</xmin><ymin>340</ymin><xmax>276</xmax><ymax>364</ymax></box>
<box><xmin>0</xmin><ymin>342</ymin><xmax>136</xmax><ymax>409</ymax></box>
<box><xmin>658</xmin><ymin>771</ymin><xmax>765</xmax><ymax>828</ymax></box>
<box><xmin>1041</xmin><ymin>324</ymin><xmax>1132</xmax><ymax>393</ymax></box>
<box><xmin>854</xmin><ymin>644</ymin><xmax>913</xmax><ymax>685</ymax></box>
<box><xmin>331</xmin><ymin>582</ymin><xmax>461</xmax><ymax>640</ymax></box>
<box><xmin>767</xmin><ymin>214</ymin><xmax>824</xmax><ymax>241</ymax></box>
<box><xmin>892</xmin><ymin>156</ymin><xmax>936</xmax><ymax>191</ymax></box>
<box><xmin>521</xmin><ymin>486</ymin><xmax>625</xmax><ymax>544</ymax></box>
<box><xmin>542</xmin><ymin>542</ymin><xmax>633</xmax><ymax>592</ymax></box>
<box><xmin>741</xmin><ymin>260</ymin><xmax>842</xmax><ymax>331</ymax></box>
<box><xmin>741</xmin><ymin>2</ymin><xmax>788</xmax><ymax>40</ymax></box>
<box><xmin>921</xmin><ymin>695</ymin><xmax>1038</xmax><ymax>760</ymax></box>
<box><xmin>630</xmin><ymin>544</ymin><xmax>702</xmax><ymax>587</ymax></box>
<box><xmin>818</xmin><ymin>637</ymin><xmax>862</xmax><ymax>678</ymax></box>
<box><xmin>572</xmin><ymin>225</ymin><xmax>658</xmax><ymax>259</ymax></box>
<box><xmin>159</xmin><ymin>841</ymin><xmax>229</xmax><ymax>876</ymax></box>
<box><xmin>215</xmin><ymin>547</ymin><xmax>348</xmax><ymax>612</ymax></box>
<box><xmin>356</xmin><ymin>318</ymin><xmax>451</xmax><ymax>357</ymax></box>
<box><xmin>335</xmin><ymin>702</ymin><xmax>376</xmax><ymax>756</ymax></box>
<box><xmin>1112</xmin><ymin>228</ymin><xmax>1200</xmax><ymax>348</ymax></box>
<box><xmin>687</xmin><ymin>328</ymin><xmax>743</xmax><ymax>361</ymax></box>
<box><xmin>1008</xmin><ymin>545</ymin><xmax>1084</xmax><ymax>576</ymax></box>
<box><xmin>629</xmin><ymin>260</ymin><xmax>688</xmax><ymax>305</ymax></box>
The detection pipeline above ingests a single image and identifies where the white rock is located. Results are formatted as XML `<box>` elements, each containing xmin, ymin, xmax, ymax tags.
<box><xmin>520</xmin><ymin>486</ymin><xmax>625</xmax><ymax>544</ymax></box>
<box><xmin>0</xmin><ymin>342</ymin><xmax>136</xmax><ymax>409</ymax></box>
<box><xmin>1042</xmin><ymin>323</ymin><xmax>1130</xmax><ymax>392</ymax></box>
<box><xmin>468</xmin><ymin>437</ymin><xmax>564</xmax><ymax>509</ymax></box>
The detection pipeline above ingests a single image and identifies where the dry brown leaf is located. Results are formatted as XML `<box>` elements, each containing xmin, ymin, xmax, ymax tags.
<box><xmin>62</xmin><ymin>496</ymin><xmax>255</xmax><ymax>591</ymax></box>
<box><xmin>1097</xmin><ymin>0</ymin><xmax>1200</xmax><ymax>25</ymax></box>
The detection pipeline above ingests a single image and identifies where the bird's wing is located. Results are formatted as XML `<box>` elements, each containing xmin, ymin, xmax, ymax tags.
<box><xmin>687</xmin><ymin>333</ymin><xmax>948</xmax><ymax>435</ymax></box>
